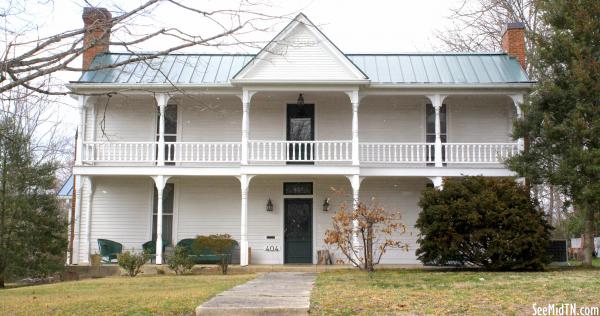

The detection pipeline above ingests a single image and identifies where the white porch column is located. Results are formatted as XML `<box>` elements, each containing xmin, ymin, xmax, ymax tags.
<box><xmin>346</xmin><ymin>90</ymin><xmax>360</xmax><ymax>166</ymax></box>
<box><xmin>238</xmin><ymin>174</ymin><xmax>254</xmax><ymax>266</ymax></box>
<box><xmin>240</xmin><ymin>90</ymin><xmax>254</xmax><ymax>165</ymax></box>
<box><xmin>510</xmin><ymin>94</ymin><xmax>525</xmax><ymax>151</ymax></box>
<box><xmin>428</xmin><ymin>95</ymin><xmax>446</xmax><ymax>167</ymax></box>
<box><xmin>73</xmin><ymin>175</ymin><xmax>84</xmax><ymax>264</ymax></box>
<box><xmin>90</xmin><ymin>101</ymin><xmax>97</xmax><ymax>164</ymax></box>
<box><xmin>152</xmin><ymin>175</ymin><xmax>170</xmax><ymax>264</ymax></box>
<box><xmin>347</xmin><ymin>175</ymin><xmax>364</xmax><ymax>261</ymax></box>
<box><xmin>155</xmin><ymin>94</ymin><xmax>170</xmax><ymax>166</ymax></box>
<box><xmin>81</xmin><ymin>177</ymin><xmax>95</xmax><ymax>264</ymax></box>
<box><xmin>428</xmin><ymin>176</ymin><xmax>444</xmax><ymax>190</ymax></box>
<box><xmin>75</xmin><ymin>96</ymin><xmax>89</xmax><ymax>166</ymax></box>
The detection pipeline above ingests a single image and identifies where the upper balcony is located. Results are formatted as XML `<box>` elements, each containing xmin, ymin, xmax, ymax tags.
<box><xmin>82</xmin><ymin>140</ymin><xmax>519</xmax><ymax>166</ymax></box>
<box><xmin>75</xmin><ymin>92</ymin><xmax>522</xmax><ymax>173</ymax></box>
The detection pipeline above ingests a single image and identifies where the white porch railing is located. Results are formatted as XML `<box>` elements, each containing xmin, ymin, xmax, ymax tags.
<box><xmin>165</xmin><ymin>142</ymin><xmax>241</xmax><ymax>163</ymax></box>
<box><xmin>82</xmin><ymin>141</ymin><xmax>156</xmax><ymax>163</ymax></box>
<box><xmin>249</xmin><ymin>140</ymin><xmax>352</xmax><ymax>162</ymax></box>
<box><xmin>360</xmin><ymin>143</ymin><xmax>434</xmax><ymax>163</ymax></box>
<box><xmin>82</xmin><ymin>141</ymin><xmax>518</xmax><ymax>165</ymax></box>
<box><xmin>444</xmin><ymin>143</ymin><xmax>519</xmax><ymax>163</ymax></box>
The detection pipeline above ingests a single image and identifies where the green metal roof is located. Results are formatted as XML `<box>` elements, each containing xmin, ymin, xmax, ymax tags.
<box><xmin>76</xmin><ymin>52</ymin><xmax>530</xmax><ymax>85</ymax></box>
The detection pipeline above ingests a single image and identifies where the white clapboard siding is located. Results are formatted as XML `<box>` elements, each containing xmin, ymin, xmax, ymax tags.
<box><xmin>359</xmin><ymin>96</ymin><xmax>424</xmax><ymax>142</ymax></box>
<box><xmin>243</xmin><ymin>23</ymin><xmax>360</xmax><ymax>80</ymax></box>
<box><xmin>448</xmin><ymin>96</ymin><xmax>512</xmax><ymax>143</ymax></box>
<box><xmin>358</xmin><ymin>177</ymin><xmax>427</xmax><ymax>264</ymax></box>
<box><xmin>179</xmin><ymin>97</ymin><xmax>242</xmax><ymax>142</ymax></box>
<box><xmin>92</xmin><ymin>98</ymin><xmax>155</xmax><ymax>142</ymax></box>
<box><xmin>88</xmin><ymin>177</ymin><xmax>153</xmax><ymax>256</ymax></box>
<box><xmin>176</xmin><ymin>177</ymin><xmax>241</xmax><ymax>241</ymax></box>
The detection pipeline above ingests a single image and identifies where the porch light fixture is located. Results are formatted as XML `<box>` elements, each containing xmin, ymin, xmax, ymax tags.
<box><xmin>323</xmin><ymin>198</ymin><xmax>330</xmax><ymax>212</ymax></box>
<box><xmin>266</xmin><ymin>198</ymin><xmax>274</xmax><ymax>212</ymax></box>
<box><xmin>297</xmin><ymin>93</ymin><xmax>304</xmax><ymax>106</ymax></box>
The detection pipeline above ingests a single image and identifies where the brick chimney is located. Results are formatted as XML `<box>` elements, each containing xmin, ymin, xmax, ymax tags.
<box><xmin>501</xmin><ymin>22</ymin><xmax>526</xmax><ymax>70</ymax></box>
<box><xmin>82</xmin><ymin>7</ymin><xmax>112</xmax><ymax>70</ymax></box>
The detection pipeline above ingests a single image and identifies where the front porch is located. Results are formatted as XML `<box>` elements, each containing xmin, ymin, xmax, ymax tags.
<box><xmin>70</xmin><ymin>175</ymin><xmax>429</xmax><ymax>266</ymax></box>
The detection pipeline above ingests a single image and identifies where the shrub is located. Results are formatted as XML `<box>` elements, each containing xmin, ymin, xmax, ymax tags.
<box><xmin>193</xmin><ymin>234</ymin><xmax>236</xmax><ymax>274</ymax></box>
<box><xmin>117</xmin><ymin>251</ymin><xmax>148</xmax><ymax>277</ymax></box>
<box><xmin>166</xmin><ymin>246</ymin><xmax>194</xmax><ymax>275</ymax></box>
<box><xmin>324</xmin><ymin>196</ymin><xmax>408</xmax><ymax>272</ymax></box>
<box><xmin>416</xmin><ymin>176</ymin><xmax>552</xmax><ymax>270</ymax></box>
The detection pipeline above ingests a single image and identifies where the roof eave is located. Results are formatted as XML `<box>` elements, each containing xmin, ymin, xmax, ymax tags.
<box><xmin>66</xmin><ymin>82</ymin><xmax>237</xmax><ymax>94</ymax></box>
<box><xmin>230</xmin><ymin>79</ymin><xmax>371</xmax><ymax>85</ymax></box>
<box><xmin>366</xmin><ymin>82</ymin><xmax>535</xmax><ymax>89</ymax></box>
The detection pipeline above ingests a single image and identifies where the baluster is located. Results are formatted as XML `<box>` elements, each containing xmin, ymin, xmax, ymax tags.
<box><xmin>303</xmin><ymin>142</ymin><xmax>307</xmax><ymax>161</ymax></box>
<box><xmin>303</xmin><ymin>142</ymin><xmax>306</xmax><ymax>161</ymax></box>
<box><xmin>346</xmin><ymin>142</ymin><xmax>350</xmax><ymax>161</ymax></box>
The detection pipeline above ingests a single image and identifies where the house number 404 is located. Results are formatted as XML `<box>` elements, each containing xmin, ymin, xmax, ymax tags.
<box><xmin>265</xmin><ymin>245</ymin><xmax>279</xmax><ymax>252</ymax></box>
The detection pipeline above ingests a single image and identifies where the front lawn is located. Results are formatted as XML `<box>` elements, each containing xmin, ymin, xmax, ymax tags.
<box><xmin>311</xmin><ymin>269</ymin><xmax>600</xmax><ymax>315</ymax></box>
<box><xmin>0</xmin><ymin>274</ymin><xmax>254</xmax><ymax>315</ymax></box>
<box><xmin>568</xmin><ymin>258</ymin><xmax>600</xmax><ymax>267</ymax></box>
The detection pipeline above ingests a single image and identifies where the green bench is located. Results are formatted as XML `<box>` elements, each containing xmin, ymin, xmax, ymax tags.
<box><xmin>175</xmin><ymin>238</ymin><xmax>238</xmax><ymax>264</ymax></box>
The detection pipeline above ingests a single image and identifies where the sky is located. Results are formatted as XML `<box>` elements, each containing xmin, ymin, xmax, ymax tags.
<box><xmin>18</xmin><ymin>0</ymin><xmax>465</xmax><ymax>130</ymax></box>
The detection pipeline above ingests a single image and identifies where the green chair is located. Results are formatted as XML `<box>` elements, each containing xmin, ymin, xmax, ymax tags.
<box><xmin>175</xmin><ymin>238</ymin><xmax>238</xmax><ymax>264</ymax></box>
<box><xmin>142</xmin><ymin>239</ymin><xmax>169</xmax><ymax>263</ymax></box>
<box><xmin>97</xmin><ymin>239</ymin><xmax>123</xmax><ymax>263</ymax></box>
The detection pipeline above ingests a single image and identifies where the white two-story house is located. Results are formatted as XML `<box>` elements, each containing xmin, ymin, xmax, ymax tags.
<box><xmin>68</xmin><ymin>9</ymin><xmax>531</xmax><ymax>266</ymax></box>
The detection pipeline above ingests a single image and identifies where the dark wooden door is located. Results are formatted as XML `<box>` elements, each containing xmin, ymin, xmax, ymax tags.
<box><xmin>284</xmin><ymin>198</ymin><xmax>313</xmax><ymax>263</ymax></box>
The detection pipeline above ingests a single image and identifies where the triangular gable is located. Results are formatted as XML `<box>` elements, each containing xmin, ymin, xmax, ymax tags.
<box><xmin>233</xmin><ymin>13</ymin><xmax>368</xmax><ymax>83</ymax></box>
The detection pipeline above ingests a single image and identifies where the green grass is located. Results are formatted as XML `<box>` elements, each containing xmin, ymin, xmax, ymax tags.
<box><xmin>568</xmin><ymin>258</ymin><xmax>600</xmax><ymax>267</ymax></box>
<box><xmin>0</xmin><ymin>274</ymin><xmax>254</xmax><ymax>316</ymax></box>
<box><xmin>310</xmin><ymin>268</ymin><xmax>600</xmax><ymax>315</ymax></box>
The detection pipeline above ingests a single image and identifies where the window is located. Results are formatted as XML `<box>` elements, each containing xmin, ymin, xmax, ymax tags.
<box><xmin>156</xmin><ymin>103</ymin><xmax>178</xmax><ymax>164</ymax></box>
<box><xmin>152</xmin><ymin>183</ymin><xmax>174</xmax><ymax>245</ymax></box>
<box><xmin>284</xmin><ymin>182</ymin><xmax>313</xmax><ymax>195</ymax></box>
<box><xmin>426</xmin><ymin>104</ymin><xmax>447</xmax><ymax>164</ymax></box>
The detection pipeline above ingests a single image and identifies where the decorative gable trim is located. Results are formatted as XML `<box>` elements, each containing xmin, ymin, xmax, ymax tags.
<box><xmin>232</xmin><ymin>13</ymin><xmax>369</xmax><ymax>83</ymax></box>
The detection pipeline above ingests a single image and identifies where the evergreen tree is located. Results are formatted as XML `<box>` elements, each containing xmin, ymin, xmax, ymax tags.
<box><xmin>0</xmin><ymin>115</ymin><xmax>67</xmax><ymax>287</ymax></box>
<box><xmin>508</xmin><ymin>0</ymin><xmax>600</xmax><ymax>267</ymax></box>
<box><xmin>416</xmin><ymin>177</ymin><xmax>551</xmax><ymax>270</ymax></box>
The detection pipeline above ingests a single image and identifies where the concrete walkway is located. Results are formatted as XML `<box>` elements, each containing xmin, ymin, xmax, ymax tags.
<box><xmin>196</xmin><ymin>272</ymin><xmax>317</xmax><ymax>316</ymax></box>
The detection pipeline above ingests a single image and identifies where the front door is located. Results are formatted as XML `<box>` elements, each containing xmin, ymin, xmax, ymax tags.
<box><xmin>284</xmin><ymin>198</ymin><xmax>313</xmax><ymax>263</ymax></box>
<box><xmin>287</xmin><ymin>103</ymin><xmax>314</xmax><ymax>163</ymax></box>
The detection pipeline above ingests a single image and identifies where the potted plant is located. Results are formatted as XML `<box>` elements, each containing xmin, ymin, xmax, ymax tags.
<box><xmin>90</xmin><ymin>253</ymin><xmax>102</xmax><ymax>266</ymax></box>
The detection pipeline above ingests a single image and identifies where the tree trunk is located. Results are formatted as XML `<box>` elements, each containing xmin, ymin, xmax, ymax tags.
<box><xmin>582</xmin><ymin>204</ymin><xmax>595</xmax><ymax>267</ymax></box>
<box><xmin>366</xmin><ymin>223</ymin><xmax>374</xmax><ymax>272</ymax></box>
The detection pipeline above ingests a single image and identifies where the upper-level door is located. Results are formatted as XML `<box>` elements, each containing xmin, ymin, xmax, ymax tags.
<box><xmin>287</xmin><ymin>103</ymin><xmax>314</xmax><ymax>163</ymax></box>
<box><xmin>156</xmin><ymin>103</ymin><xmax>178</xmax><ymax>165</ymax></box>
<box><xmin>426</xmin><ymin>104</ymin><xmax>447</xmax><ymax>165</ymax></box>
